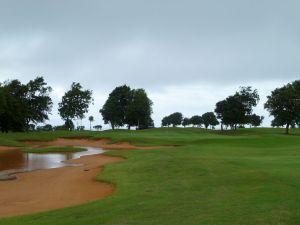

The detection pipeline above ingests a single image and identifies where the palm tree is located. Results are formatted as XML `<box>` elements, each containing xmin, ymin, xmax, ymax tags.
<box><xmin>88</xmin><ymin>116</ymin><xmax>94</xmax><ymax>131</ymax></box>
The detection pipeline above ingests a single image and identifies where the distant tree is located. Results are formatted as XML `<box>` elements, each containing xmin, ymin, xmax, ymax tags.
<box><xmin>215</xmin><ymin>86</ymin><xmax>259</xmax><ymax>130</ymax></box>
<box><xmin>201</xmin><ymin>112</ymin><xmax>219</xmax><ymax>129</ymax></box>
<box><xmin>125</xmin><ymin>89</ymin><xmax>153</xmax><ymax>129</ymax></box>
<box><xmin>168</xmin><ymin>112</ymin><xmax>183</xmax><ymax>127</ymax></box>
<box><xmin>37</xmin><ymin>124</ymin><xmax>53</xmax><ymax>131</ymax></box>
<box><xmin>182</xmin><ymin>117</ymin><xmax>191</xmax><ymax>127</ymax></box>
<box><xmin>100</xmin><ymin>85</ymin><xmax>153</xmax><ymax>130</ymax></box>
<box><xmin>100</xmin><ymin>85</ymin><xmax>131</xmax><ymax>129</ymax></box>
<box><xmin>58</xmin><ymin>82</ymin><xmax>93</xmax><ymax>130</ymax></box>
<box><xmin>54</xmin><ymin>125</ymin><xmax>68</xmax><ymax>131</ymax></box>
<box><xmin>88</xmin><ymin>116</ymin><xmax>94</xmax><ymax>131</ymax></box>
<box><xmin>248</xmin><ymin>114</ymin><xmax>264</xmax><ymax>127</ymax></box>
<box><xmin>265</xmin><ymin>80</ymin><xmax>300</xmax><ymax>134</ymax></box>
<box><xmin>93</xmin><ymin>125</ymin><xmax>102</xmax><ymax>131</ymax></box>
<box><xmin>76</xmin><ymin>126</ymin><xmax>85</xmax><ymax>131</ymax></box>
<box><xmin>190</xmin><ymin>115</ymin><xmax>203</xmax><ymax>127</ymax></box>
<box><xmin>162</xmin><ymin>116</ymin><xmax>171</xmax><ymax>127</ymax></box>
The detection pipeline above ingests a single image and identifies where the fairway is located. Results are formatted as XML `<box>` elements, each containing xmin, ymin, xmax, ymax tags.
<box><xmin>0</xmin><ymin>128</ymin><xmax>300</xmax><ymax>224</ymax></box>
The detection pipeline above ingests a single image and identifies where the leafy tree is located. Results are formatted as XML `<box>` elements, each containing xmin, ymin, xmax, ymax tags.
<box><xmin>76</xmin><ymin>126</ymin><xmax>85</xmax><ymax>131</ymax></box>
<box><xmin>169</xmin><ymin>112</ymin><xmax>183</xmax><ymax>127</ymax></box>
<box><xmin>100</xmin><ymin>85</ymin><xmax>153</xmax><ymax>130</ymax></box>
<box><xmin>0</xmin><ymin>80</ymin><xmax>27</xmax><ymax>132</ymax></box>
<box><xmin>37</xmin><ymin>124</ymin><xmax>53</xmax><ymax>131</ymax></box>
<box><xmin>58</xmin><ymin>82</ymin><xmax>93</xmax><ymax>129</ymax></box>
<box><xmin>190</xmin><ymin>115</ymin><xmax>203</xmax><ymax>127</ymax></box>
<box><xmin>0</xmin><ymin>77</ymin><xmax>52</xmax><ymax>132</ymax></box>
<box><xmin>248</xmin><ymin>114</ymin><xmax>264</xmax><ymax>127</ymax></box>
<box><xmin>100</xmin><ymin>85</ymin><xmax>131</xmax><ymax>129</ymax></box>
<box><xmin>182</xmin><ymin>117</ymin><xmax>190</xmax><ymax>127</ymax></box>
<box><xmin>24</xmin><ymin>77</ymin><xmax>53</xmax><ymax>129</ymax></box>
<box><xmin>265</xmin><ymin>80</ymin><xmax>300</xmax><ymax>134</ymax></box>
<box><xmin>125</xmin><ymin>89</ymin><xmax>153</xmax><ymax>129</ymax></box>
<box><xmin>88</xmin><ymin>116</ymin><xmax>94</xmax><ymax>131</ymax></box>
<box><xmin>201</xmin><ymin>112</ymin><xmax>219</xmax><ymax>129</ymax></box>
<box><xmin>93</xmin><ymin>125</ymin><xmax>102</xmax><ymax>131</ymax></box>
<box><xmin>162</xmin><ymin>116</ymin><xmax>171</xmax><ymax>127</ymax></box>
<box><xmin>215</xmin><ymin>86</ymin><xmax>259</xmax><ymax>130</ymax></box>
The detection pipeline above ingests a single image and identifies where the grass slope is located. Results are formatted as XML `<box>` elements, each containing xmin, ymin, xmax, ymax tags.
<box><xmin>21</xmin><ymin>146</ymin><xmax>87</xmax><ymax>153</ymax></box>
<box><xmin>1</xmin><ymin>128</ymin><xmax>300</xmax><ymax>225</ymax></box>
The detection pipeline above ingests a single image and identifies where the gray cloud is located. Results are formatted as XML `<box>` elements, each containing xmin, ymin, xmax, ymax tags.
<box><xmin>0</xmin><ymin>0</ymin><xmax>299</xmax><ymax>127</ymax></box>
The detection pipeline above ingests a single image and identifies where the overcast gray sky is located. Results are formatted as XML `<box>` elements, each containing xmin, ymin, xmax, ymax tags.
<box><xmin>0</xmin><ymin>0</ymin><xmax>299</xmax><ymax>128</ymax></box>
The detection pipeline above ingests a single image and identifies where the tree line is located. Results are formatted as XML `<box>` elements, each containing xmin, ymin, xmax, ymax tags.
<box><xmin>0</xmin><ymin>77</ymin><xmax>299</xmax><ymax>134</ymax></box>
<box><xmin>161</xmin><ymin>83</ymin><xmax>300</xmax><ymax>134</ymax></box>
<box><xmin>0</xmin><ymin>78</ymin><xmax>153</xmax><ymax>132</ymax></box>
<box><xmin>162</xmin><ymin>112</ymin><xmax>219</xmax><ymax>129</ymax></box>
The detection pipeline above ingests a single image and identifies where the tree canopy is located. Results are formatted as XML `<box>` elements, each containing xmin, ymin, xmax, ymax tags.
<box><xmin>182</xmin><ymin>117</ymin><xmax>191</xmax><ymax>127</ymax></box>
<box><xmin>100</xmin><ymin>85</ymin><xmax>153</xmax><ymax>129</ymax></box>
<box><xmin>0</xmin><ymin>77</ymin><xmax>52</xmax><ymax>132</ymax></box>
<box><xmin>215</xmin><ymin>86</ymin><xmax>260</xmax><ymax>130</ymax></box>
<box><xmin>201</xmin><ymin>112</ymin><xmax>219</xmax><ymax>129</ymax></box>
<box><xmin>189</xmin><ymin>115</ymin><xmax>203</xmax><ymax>127</ymax></box>
<box><xmin>58</xmin><ymin>82</ymin><xmax>93</xmax><ymax>130</ymax></box>
<box><xmin>265</xmin><ymin>80</ymin><xmax>300</xmax><ymax>134</ymax></box>
<box><xmin>162</xmin><ymin>112</ymin><xmax>183</xmax><ymax>127</ymax></box>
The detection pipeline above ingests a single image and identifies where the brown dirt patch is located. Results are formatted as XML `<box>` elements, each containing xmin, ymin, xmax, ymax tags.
<box><xmin>23</xmin><ymin>138</ymin><xmax>167</xmax><ymax>150</ymax></box>
<box><xmin>0</xmin><ymin>138</ymin><xmax>168</xmax><ymax>218</ymax></box>
<box><xmin>0</xmin><ymin>154</ymin><xmax>124</xmax><ymax>218</ymax></box>
<box><xmin>0</xmin><ymin>146</ymin><xmax>19</xmax><ymax>151</ymax></box>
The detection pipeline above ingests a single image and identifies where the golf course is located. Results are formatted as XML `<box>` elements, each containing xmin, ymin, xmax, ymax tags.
<box><xmin>1</xmin><ymin>127</ymin><xmax>300</xmax><ymax>225</ymax></box>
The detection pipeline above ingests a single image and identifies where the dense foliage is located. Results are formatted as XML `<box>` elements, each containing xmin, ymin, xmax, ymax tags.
<box><xmin>215</xmin><ymin>86</ymin><xmax>260</xmax><ymax>130</ymax></box>
<box><xmin>265</xmin><ymin>80</ymin><xmax>300</xmax><ymax>134</ymax></box>
<box><xmin>58</xmin><ymin>82</ymin><xmax>93</xmax><ymax>130</ymax></box>
<box><xmin>0</xmin><ymin>77</ymin><xmax>52</xmax><ymax>132</ymax></box>
<box><xmin>161</xmin><ymin>112</ymin><xmax>183</xmax><ymax>127</ymax></box>
<box><xmin>100</xmin><ymin>85</ymin><xmax>153</xmax><ymax>129</ymax></box>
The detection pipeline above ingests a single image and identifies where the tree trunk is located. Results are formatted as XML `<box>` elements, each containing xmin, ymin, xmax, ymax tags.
<box><xmin>285</xmin><ymin>123</ymin><xmax>290</xmax><ymax>134</ymax></box>
<box><xmin>221</xmin><ymin>123</ymin><xmax>223</xmax><ymax>131</ymax></box>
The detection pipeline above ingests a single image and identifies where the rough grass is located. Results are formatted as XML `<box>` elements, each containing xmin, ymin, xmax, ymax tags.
<box><xmin>1</xmin><ymin>128</ymin><xmax>300</xmax><ymax>225</ymax></box>
<box><xmin>21</xmin><ymin>146</ymin><xmax>87</xmax><ymax>153</ymax></box>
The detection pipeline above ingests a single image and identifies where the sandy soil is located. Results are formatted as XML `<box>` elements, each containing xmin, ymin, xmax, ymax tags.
<box><xmin>23</xmin><ymin>138</ymin><xmax>166</xmax><ymax>150</ymax></box>
<box><xmin>0</xmin><ymin>153</ymin><xmax>124</xmax><ymax>218</ymax></box>
<box><xmin>0</xmin><ymin>138</ymin><xmax>168</xmax><ymax>218</ymax></box>
<box><xmin>0</xmin><ymin>146</ymin><xmax>19</xmax><ymax>151</ymax></box>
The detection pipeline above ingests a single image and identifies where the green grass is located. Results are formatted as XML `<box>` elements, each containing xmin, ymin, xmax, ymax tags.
<box><xmin>1</xmin><ymin>128</ymin><xmax>300</xmax><ymax>224</ymax></box>
<box><xmin>21</xmin><ymin>146</ymin><xmax>87</xmax><ymax>153</ymax></box>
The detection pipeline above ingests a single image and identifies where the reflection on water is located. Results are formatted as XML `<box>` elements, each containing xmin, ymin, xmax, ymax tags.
<box><xmin>0</xmin><ymin>147</ymin><xmax>105</xmax><ymax>176</ymax></box>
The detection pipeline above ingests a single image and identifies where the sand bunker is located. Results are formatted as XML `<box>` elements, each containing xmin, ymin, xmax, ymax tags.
<box><xmin>0</xmin><ymin>154</ymin><xmax>124</xmax><ymax>218</ymax></box>
<box><xmin>0</xmin><ymin>138</ymin><xmax>165</xmax><ymax>218</ymax></box>
<box><xmin>23</xmin><ymin>138</ymin><xmax>165</xmax><ymax>150</ymax></box>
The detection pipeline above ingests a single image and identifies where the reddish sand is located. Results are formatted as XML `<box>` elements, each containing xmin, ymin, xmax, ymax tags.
<box><xmin>23</xmin><ymin>138</ymin><xmax>165</xmax><ymax>150</ymax></box>
<box><xmin>0</xmin><ymin>146</ymin><xmax>19</xmax><ymax>151</ymax></box>
<box><xmin>0</xmin><ymin>138</ymin><xmax>165</xmax><ymax>218</ymax></box>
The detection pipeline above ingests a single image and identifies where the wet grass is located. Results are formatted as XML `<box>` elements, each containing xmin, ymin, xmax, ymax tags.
<box><xmin>1</xmin><ymin>128</ymin><xmax>300</xmax><ymax>224</ymax></box>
